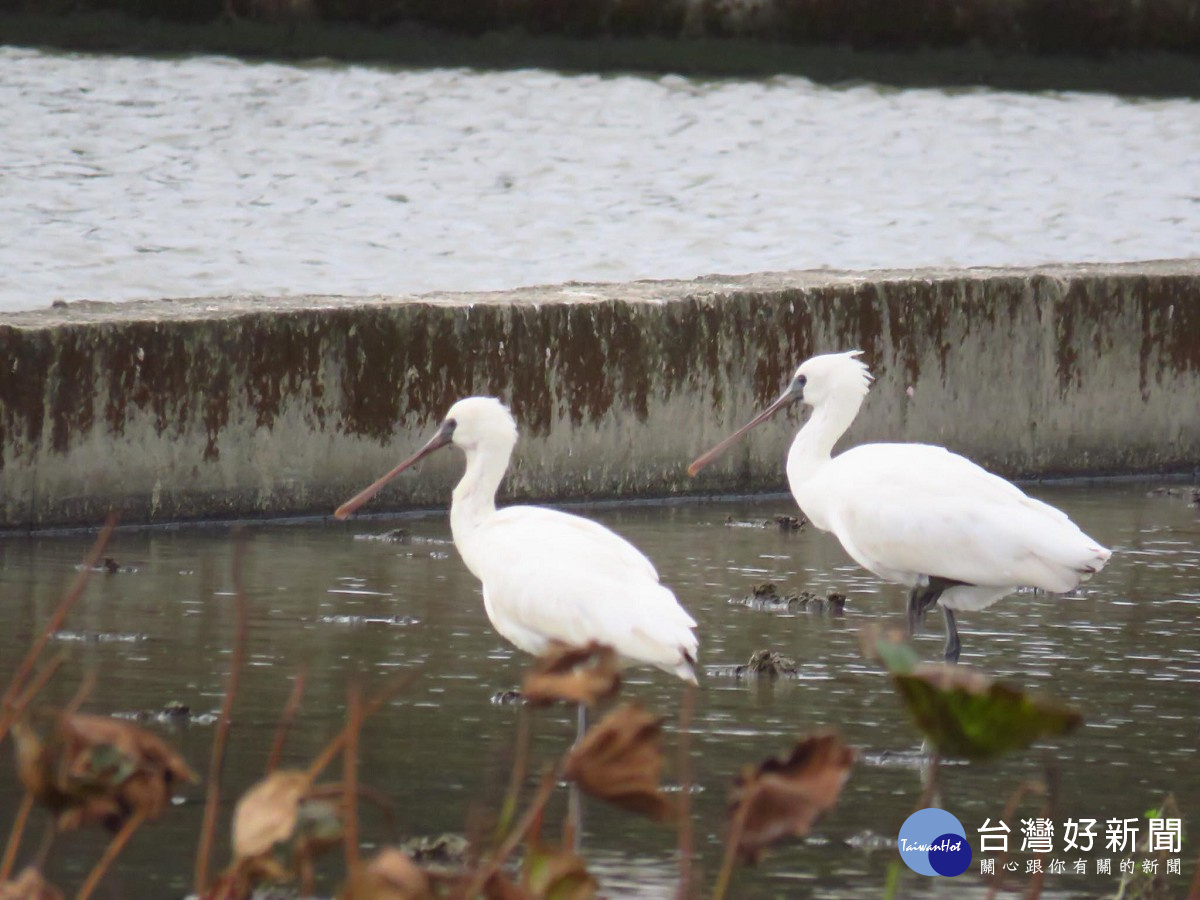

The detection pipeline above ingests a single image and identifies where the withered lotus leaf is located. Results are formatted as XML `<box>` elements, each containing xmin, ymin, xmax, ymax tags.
<box><xmin>521</xmin><ymin>844</ymin><xmax>597</xmax><ymax>900</ymax></box>
<box><xmin>232</xmin><ymin>770</ymin><xmax>311</xmax><ymax>860</ymax></box>
<box><xmin>728</xmin><ymin>731</ymin><xmax>856</xmax><ymax>864</ymax></box>
<box><xmin>563</xmin><ymin>703</ymin><xmax>671</xmax><ymax>821</ymax></box>
<box><xmin>520</xmin><ymin>643</ymin><xmax>624</xmax><ymax>710</ymax></box>
<box><xmin>231</xmin><ymin>771</ymin><xmax>345</xmax><ymax>884</ymax></box>
<box><xmin>521</xmin><ymin>642</ymin><xmax>621</xmax><ymax>708</ymax></box>
<box><xmin>0</xmin><ymin>867</ymin><xmax>64</xmax><ymax>900</ymax></box>
<box><xmin>890</xmin><ymin>663</ymin><xmax>1084</xmax><ymax>761</ymax></box>
<box><xmin>339</xmin><ymin>848</ymin><xmax>433</xmax><ymax>900</ymax></box>
<box><xmin>864</xmin><ymin>627</ymin><xmax>1084</xmax><ymax>760</ymax></box>
<box><xmin>10</xmin><ymin>712</ymin><xmax>197</xmax><ymax>832</ymax></box>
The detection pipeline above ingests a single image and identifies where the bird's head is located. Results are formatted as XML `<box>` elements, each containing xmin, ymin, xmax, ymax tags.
<box><xmin>440</xmin><ymin>397</ymin><xmax>519</xmax><ymax>454</ymax></box>
<box><xmin>789</xmin><ymin>350</ymin><xmax>873</xmax><ymax>410</ymax></box>
<box><xmin>334</xmin><ymin>396</ymin><xmax>517</xmax><ymax>519</ymax></box>
<box><xmin>687</xmin><ymin>350</ymin><xmax>872</xmax><ymax>476</ymax></box>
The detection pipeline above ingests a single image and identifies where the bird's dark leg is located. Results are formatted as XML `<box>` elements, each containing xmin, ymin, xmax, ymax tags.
<box><xmin>942</xmin><ymin>608</ymin><xmax>961</xmax><ymax>664</ymax></box>
<box><xmin>907</xmin><ymin>579</ymin><xmax>944</xmax><ymax>634</ymax></box>
<box><xmin>908</xmin><ymin>576</ymin><xmax>970</xmax><ymax>661</ymax></box>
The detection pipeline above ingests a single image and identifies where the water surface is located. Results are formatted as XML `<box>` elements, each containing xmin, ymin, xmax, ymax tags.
<box><xmin>1</xmin><ymin>483</ymin><xmax>1197</xmax><ymax>896</ymax></box>
<box><xmin>2</xmin><ymin>47</ymin><xmax>1199</xmax><ymax>310</ymax></box>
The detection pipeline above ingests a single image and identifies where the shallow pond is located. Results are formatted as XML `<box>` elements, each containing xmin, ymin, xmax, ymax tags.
<box><xmin>3</xmin><ymin>46</ymin><xmax>1200</xmax><ymax>310</ymax></box>
<box><xmin>1</xmin><ymin>482</ymin><xmax>1197</xmax><ymax>897</ymax></box>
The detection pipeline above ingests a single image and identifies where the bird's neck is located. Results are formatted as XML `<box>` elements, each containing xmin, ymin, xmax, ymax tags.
<box><xmin>449</xmin><ymin>441</ymin><xmax>512</xmax><ymax>541</ymax></box>
<box><xmin>786</xmin><ymin>395</ymin><xmax>862</xmax><ymax>485</ymax></box>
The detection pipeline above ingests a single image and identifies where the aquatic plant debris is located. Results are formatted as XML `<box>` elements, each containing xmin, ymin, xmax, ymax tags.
<box><xmin>726</xmin><ymin>731</ymin><xmax>857</xmax><ymax>866</ymax></box>
<box><xmin>520</xmin><ymin>642</ymin><xmax>621</xmax><ymax>708</ymax></box>
<box><xmin>733</xmin><ymin>583</ymin><xmax>846</xmax><ymax>614</ymax></box>
<box><xmin>862</xmin><ymin>626</ymin><xmax>1084</xmax><ymax>760</ymax></box>
<box><xmin>563</xmin><ymin>703</ymin><xmax>672</xmax><ymax>822</ymax></box>
<box><xmin>397</xmin><ymin>833</ymin><xmax>470</xmax><ymax>869</ymax></box>
<box><xmin>734</xmin><ymin>650</ymin><xmax>800</xmax><ymax>679</ymax></box>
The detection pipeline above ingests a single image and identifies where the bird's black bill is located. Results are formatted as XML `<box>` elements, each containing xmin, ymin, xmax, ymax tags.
<box><xmin>687</xmin><ymin>386</ymin><xmax>800</xmax><ymax>477</ymax></box>
<box><xmin>334</xmin><ymin>421</ymin><xmax>454</xmax><ymax>519</ymax></box>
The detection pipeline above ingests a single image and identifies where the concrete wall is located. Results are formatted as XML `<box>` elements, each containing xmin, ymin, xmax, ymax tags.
<box><xmin>1</xmin><ymin>261</ymin><xmax>1198</xmax><ymax>530</ymax></box>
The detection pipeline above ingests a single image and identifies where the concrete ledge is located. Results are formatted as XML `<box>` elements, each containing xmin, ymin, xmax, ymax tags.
<box><xmin>2</xmin><ymin>261</ymin><xmax>1199</xmax><ymax>530</ymax></box>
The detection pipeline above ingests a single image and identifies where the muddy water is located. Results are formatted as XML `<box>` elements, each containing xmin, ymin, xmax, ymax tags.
<box><xmin>3</xmin><ymin>46</ymin><xmax>1200</xmax><ymax>310</ymax></box>
<box><xmin>0</xmin><ymin>483</ymin><xmax>1197</xmax><ymax>897</ymax></box>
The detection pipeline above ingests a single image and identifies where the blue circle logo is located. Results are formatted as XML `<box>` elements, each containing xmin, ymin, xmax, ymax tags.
<box><xmin>898</xmin><ymin>809</ymin><xmax>972</xmax><ymax>877</ymax></box>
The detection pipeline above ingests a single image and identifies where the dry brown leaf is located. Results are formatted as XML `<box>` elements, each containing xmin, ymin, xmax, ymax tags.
<box><xmin>10</xmin><ymin>711</ymin><xmax>197</xmax><ymax>832</ymax></box>
<box><xmin>563</xmin><ymin>703</ymin><xmax>671</xmax><ymax>821</ymax></box>
<box><xmin>522</xmin><ymin>843</ymin><xmax>597</xmax><ymax>900</ymax></box>
<box><xmin>231</xmin><ymin>770</ymin><xmax>311</xmax><ymax>861</ymax></box>
<box><xmin>521</xmin><ymin>643</ymin><xmax>621</xmax><ymax>708</ymax></box>
<box><xmin>340</xmin><ymin>848</ymin><xmax>433</xmax><ymax>900</ymax></box>
<box><xmin>11</xmin><ymin>719</ymin><xmax>50</xmax><ymax>800</ymax></box>
<box><xmin>481</xmin><ymin>871</ymin><xmax>532</xmax><ymax>900</ymax></box>
<box><xmin>728</xmin><ymin>730</ymin><xmax>856</xmax><ymax>864</ymax></box>
<box><xmin>229</xmin><ymin>770</ymin><xmax>345</xmax><ymax>891</ymax></box>
<box><xmin>0</xmin><ymin>868</ymin><xmax>64</xmax><ymax>900</ymax></box>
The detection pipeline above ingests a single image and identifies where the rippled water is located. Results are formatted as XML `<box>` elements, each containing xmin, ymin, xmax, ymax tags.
<box><xmin>2</xmin><ymin>46</ymin><xmax>1200</xmax><ymax>310</ymax></box>
<box><xmin>0</xmin><ymin>483</ymin><xmax>1197</xmax><ymax>897</ymax></box>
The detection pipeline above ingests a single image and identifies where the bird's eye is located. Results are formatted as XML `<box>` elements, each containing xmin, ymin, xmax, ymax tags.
<box><xmin>795</xmin><ymin>374</ymin><xmax>807</xmax><ymax>388</ymax></box>
<box><xmin>445</xmin><ymin>418</ymin><xmax>457</xmax><ymax>428</ymax></box>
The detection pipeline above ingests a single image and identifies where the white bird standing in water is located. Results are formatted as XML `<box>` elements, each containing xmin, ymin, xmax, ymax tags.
<box><xmin>336</xmin><ymin>397</ymin><xmax>699</xmax><ymax>682</ymax></box>
<box><xmin>688</xmin><ymin>351</ymin><xmax>1111</xmax><ymax>662</ymax></box>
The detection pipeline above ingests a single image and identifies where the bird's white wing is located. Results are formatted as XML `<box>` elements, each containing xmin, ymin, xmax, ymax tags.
<box><xmin>487</xmin><ymin>506</ymin><xmax>663</xmax><ymax>582</ymax></box>
<box><xmin>820</xmin><ymin>444</ymin><xmax>1107</xmax><ymax>591</ymax></box>
<box><xmin>468</xmin><ymin>506</ymin><xmax>698</xmax><ymax>676</ymax></box>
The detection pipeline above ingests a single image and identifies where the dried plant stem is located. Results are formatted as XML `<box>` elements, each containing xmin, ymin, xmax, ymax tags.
<box><xmin>300</xmin><ymin>856</ymin><xmax>316</xmax><ymax>897</ymax></box>
<box><xmin>31</xmin><ymin>817</ymin><xmax>55</xmax><ymax>871</ymax></box>
<box><xmin>676</xmin><ymin>682</ymin><xmax>696</xmax><ymax>900</ymax></box>
<box><xmin>0</xmin><ymin>653</ymin><xmax>67</xmax><ymax>741</ymax></box>
<box><xmin>194</xmin><ymin>539</ymin><xmax>250</xmax><ymax>898</ymax></box>
<box><xmin>76</xmin><ymin>808</ymin><xmax>147</xmax><ymax>900</ymax></box>
<box><xmin>343</xmin><ymin>683</ymin><xmax>363</xmax><ymax>875</ymax></box>
<box><xmin>266</xmin><ymin>667</ymin><xmax>307</xmax><ymax>774</ymax></box>
<box><xmin>0</xmin><ymin>792</ymin><xmax>34</xmax><ymax>882</ymax></box>
<box><xmin>712</xmin><ymin>791</ymin><xmax>752</xmax><ymax>900</ymax></box>
<box><xmin>1026</xmin><ymin>756</ymin><xmax>1059</xmax><ymax>900</ymax></box>
<box><xmin>460</xmin><ymin>765</ymin><xmax>561</xmax><ymax>899</ymax></box>
<box><xmin>984</xmin><ymin>779</ymin><xmax>1045</xmax><ymax>900</ymax></box>
<box><xmin>0</xmin><ymin>516</ymin><xmax>117</xmax><ymax>740</ymax></box>
<box><xmin>915</xmin><ymin>750</ymin><xmax>941</xmax><ymax>812</ymax></box>
<box><xmin>63</xmin><ymin>671</ymin><xmax>96</xmax><ymax>717</ymax></box>
<box><xmin>305</xmin><ymin>671</ymin><xmax>418</xmax><ymax>784</ymax></box>
<box><xmin>495</xmin><ymin>704</ymin><xmax>532</xmax><ymax>843</ymax></box>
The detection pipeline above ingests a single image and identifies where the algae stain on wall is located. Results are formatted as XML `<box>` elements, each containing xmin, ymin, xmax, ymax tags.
<box><xmin>2</xmin><ymin>262</ymin><xmax>1199</xmax><ymax>528</ymax></box>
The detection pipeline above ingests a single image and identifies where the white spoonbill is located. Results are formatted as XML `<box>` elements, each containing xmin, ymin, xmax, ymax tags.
<box><xmin>335</xmin><ymin>397</ymin><xmax>699</xmax><ymax>682</ymax></box>
<box><xmin>688</xmin><ymin>351</ymin><xmax>1111</xmax><ymax>662</ymax></box>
